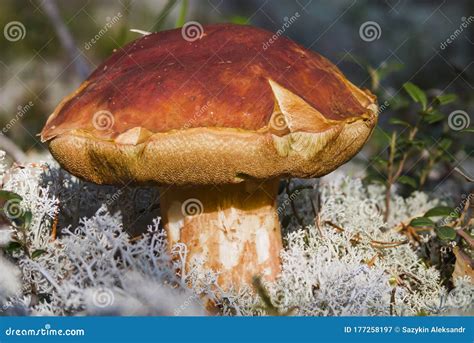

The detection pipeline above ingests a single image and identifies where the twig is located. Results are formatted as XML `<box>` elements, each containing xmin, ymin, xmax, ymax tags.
<box><xmin>454</xmin><ymin>167</ymin><xmax>474</xmax><ymax>183</ymax></box>
<box><xmin>371</xmin><ymin>239</ymin><xmax>408</xmax><ymax>249</ymax></box>
<box><xmin>384</xmin><ymin>125</ymin><xmax>419</xmax><ymax>221</ymax></box>
<box><xmin>323</xmin><ymin>220</ymin><xmax>408</xmax><ymax>248</ymax></box>
<box><xmin>41</xmin><ymin>0</ymin><xmax>90</xmax><ymax>79</ymax></box>
<box><xmin>50</xmin><ymin>209</ymin><xmax>59</xmax><ymax>241</ymax></box>
<box><xmin>389</xmin><ymin>287</ymin><xmax>396</xmax><ymax>316</ymax></box>
<box><xmin>323</xmin><ymin>220</ymin><xmax>344</xmax><ymax>232</ymax></box>
<box><xmin>0</xmin><ymin>134</ymin><xmax>27</xmax><ymax>162</ymax></box>
<box><xmin>457</xmin><ymin>229</ymin><xmax>474</xmax><ymax>247</ymax></box>
<box><xmin>152</xmin><ymin>0</ymin><xmax>178</xmax><ymax>31</ymax></box>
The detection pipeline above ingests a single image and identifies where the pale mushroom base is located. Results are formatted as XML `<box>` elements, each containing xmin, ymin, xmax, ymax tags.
<box><xmin>159</xmin><ymin>179</ymin><xmax>283</xmax><ymax>288</ymax></box>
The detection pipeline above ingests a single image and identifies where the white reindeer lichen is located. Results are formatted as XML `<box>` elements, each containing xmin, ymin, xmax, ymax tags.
<box><xmin>0</xmin><ymin>157</ymin><xmax>471</xmax><ymax>316</ymax></box>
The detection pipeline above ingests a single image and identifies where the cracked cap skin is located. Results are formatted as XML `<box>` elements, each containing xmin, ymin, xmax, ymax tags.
<box><xmin>41</xmin><ymin>23</ymin><xmax>378</xmax><ymax>186</ymax></box>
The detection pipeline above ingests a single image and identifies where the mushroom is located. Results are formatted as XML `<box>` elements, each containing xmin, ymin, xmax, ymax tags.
<box><xmin>41</xmin><ymin>24</ymin><xmax>377</xmax><ymax>289</ymax></box>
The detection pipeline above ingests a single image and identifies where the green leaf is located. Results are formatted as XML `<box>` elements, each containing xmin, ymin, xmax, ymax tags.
<box><xmin>461</xmin><ymin>128</ymin><xmax>474</xmax><ymax>133</ymax></box>
<box><xmin>438</xmin><ymin>138</ymin><xmax>452</xmax><ymax>150</ymax></box>
<box><xmin>377</xmin><ymin>61</ymin><xmax>404</xmax><ymax>81</ymax></box>
<box><xmin>152</xmin><ymin>0</ymin><xmax>178</xmax><ymax>31</ymax></box>
<box><xmin>435</xmin><ymin>94</ymin><xmax>457</xmax><ymax>105</ymax></box>
<box><xmin>435</xmin><ymin>226</ymin><xmax>457</xmax><ymax>241</ymax></box>
<box><xmin>403</xmin><ymin>82</ymin><xmax>427</xmax><ymax>110</ymax></box>
<box><xmin>411</xmin><ymin>139</ymin><xmax>426</xmax><ymax>149</ymax></box>
<box><xmin>398</xmin><ymin>175</ymin><xmax>417</xmax><ymax>188</ymax></box>
<box><xmin>5</xmin><ymin>241</ymin><xmax>22</xmax><ymax>253</ymax></box>
<box><xmin>31</xmin><ymin>249</ymin><xmax>47</xmax><ymax>259</ymax></box>
<box><xmin>371</xmin><ymin>156</ymin><xmax>389</xmax><ymax>166</ymax></box>
<box><xmin>175</xmin><ymin>0</ymin><xmax>188</xmax><ymax>27</ymax></box>
<box><xmin>389</xmin><ymin>118</ymin><xmax>412</xmax><ymax>127</ymax></box>
<box><xmin>22</xmin><ymin>210</ymin><xmax>33</xmax><ymax>229</ymax></box>
<box><xmin>424</xmin><ymin>206</ymin><xmax>457</xmax><ymax>218</ymax></box>
<box><xmin>229</xmin><ymin>16</ymin><xmax>249</xmax><ymax>25</ymax></box>
<box><xmin>423</xmin><ymin>111</ymin><xmax>444</xmax><ymax>124</ymax></box>
<box><xmin>409</xmin><ymin>217</ymin><xmax>434</xmax><ymax>228</ymax></box>
<box><xmin>0</xmin><ymin>190</ymin><xmax>22</xmax><ymax>202</ymax></box>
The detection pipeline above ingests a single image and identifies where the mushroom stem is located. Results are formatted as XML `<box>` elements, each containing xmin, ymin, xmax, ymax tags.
<box><xmin>159</xmin><ymin>179</ymin><xmax>282</xmax><ymax>289</ymax></box>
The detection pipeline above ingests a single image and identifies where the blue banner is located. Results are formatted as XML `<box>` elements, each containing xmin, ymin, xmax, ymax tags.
<box><xmin>0</xmin><ymin>316</ymin><xmax>472</xmax><ymax>343</ymax></box>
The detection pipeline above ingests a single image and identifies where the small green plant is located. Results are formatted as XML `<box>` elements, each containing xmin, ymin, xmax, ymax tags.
<box><xmin>410</xmin><ymin>193</ymin><xmax>473</xmax><ymax>285</ymax></box>
<box><xmin>367</xmin><ymin>81</ymin><xmax>465</xmax><ymax>221</ymax></box>
<box><xmin>358</xmin><ymin>61</ymin><xmax>473</xmax><ymax>287</ymax></box>
<box><xmin>0</xmin><ymin>190</ymin><xmax>45</xmax><ymax>259</ymax></box>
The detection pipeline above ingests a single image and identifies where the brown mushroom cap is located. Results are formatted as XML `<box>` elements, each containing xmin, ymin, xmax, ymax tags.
<box><xmin>41</xmin><ymin>23</ymin><xmax>377</xmax><ymax>185</ymax></box>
